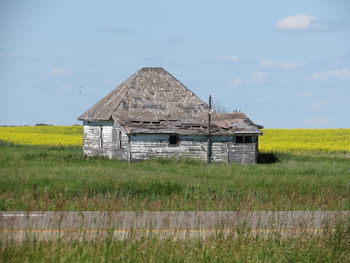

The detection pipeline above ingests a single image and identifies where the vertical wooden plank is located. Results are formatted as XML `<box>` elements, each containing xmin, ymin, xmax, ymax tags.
<box><xmin>226</xmin><ymin>142</ymin><xmax>229</xmax><ymax>163</ymax></box>
<box><xmin>127</xmin><ymin>135</ymin><xmax>131</xmax><ymax>163</ymax></box>
<box><xmin>206</xmin><ymin>137</ymin><xmax>211</xmax><ymax>163</ymax></box>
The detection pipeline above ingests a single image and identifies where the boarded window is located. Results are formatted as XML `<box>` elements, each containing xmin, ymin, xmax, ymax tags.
<box><xmin>169</xmin><ymin>135</ymin><xmax>179</xmax><ymax>146</ymax></box>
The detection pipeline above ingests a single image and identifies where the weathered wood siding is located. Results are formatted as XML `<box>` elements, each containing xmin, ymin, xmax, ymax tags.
<box><xmin>83</xmin><ymin>125</ymin><xmax>259</xmax><ymax>164</ymax></box>
<box><xmin>83</xmin><ymin>121</ymin><xmax>113</xmax><ymax>158</ymax></box>
<box><xmin>129</xmin><ymin>134</ymin><xmax>258</xmax><ymax>164</ymax></box>
<box><xmin>228</xmin><ymin>143</ymin><xmax>257</xmax><ymax>164</ymax></box>
<box><xmin>112</xmin><ymin>122</ymin><xmax>128</xmax><ymax>161</ymax></box>
<box><xmin>228</xmin><ymin>136</ymin><xmax>258</xmax><ymax>164</ymax></box>
<box><xmin>130</xmin><ymin>135</ymin><xmax>207</xmax><ymax>161</ymax></box>
<box><xmin>210</xmin><ymin>136</ymin><xmax>258</xmax><ymax>164</ymax></box>
<box><xmin>211</xmin><ymin>136</ymin><xmax>233</xmax><ymax>163</ymax></box>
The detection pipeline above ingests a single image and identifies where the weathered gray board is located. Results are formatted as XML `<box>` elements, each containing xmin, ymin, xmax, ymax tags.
<box><xmin>83</xmin><ymin>121</ymin><xmax>114</xmax><ymax>159</ymax></box>
<box><xmin>83</xmin><ymin>122</ymin><xmax>259</xmax><ymax>164</ymax></box>
<box><xmin>130</xmin><ymin>135</ymin><xmax>258</xmax><ymax>163</ymax></box>
<box><xmin>1</xmin><ymin>211</ymin><xmax>349</xmax><ymax>241</ymax></box>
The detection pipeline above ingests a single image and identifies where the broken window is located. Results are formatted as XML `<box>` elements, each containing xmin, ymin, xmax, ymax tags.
<box><xmin>169</xmin><ymin>135</ymin><xmax>179</xmax><ymax>146</ymax></box>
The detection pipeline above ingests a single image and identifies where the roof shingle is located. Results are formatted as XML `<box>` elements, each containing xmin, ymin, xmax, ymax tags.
<box><xmin>78</xmin><ymin>67</ymin><xmax>262</xmax><ymax>135</ymax></box>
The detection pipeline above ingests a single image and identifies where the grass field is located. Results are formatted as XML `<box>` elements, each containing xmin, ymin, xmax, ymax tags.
<box><xmin>1</xmin><ymin>127</ymin><xmax>350</xmax><ymax>262</ymax></box>
<box><xmin>2</xmin><ymin>223</ymin><xmax>350</xmax><ymax>263</ymax></box>
<box><xmin>0</xmin><ymin>141</ymin><xmax>349</xmax><ymax>211</ymax></box>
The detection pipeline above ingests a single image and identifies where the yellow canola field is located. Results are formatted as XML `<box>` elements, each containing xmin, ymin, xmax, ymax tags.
<box><xmin>0</xmin><ymin>126</ymin><xmax>349</xmax><ymax>152</ymax></box>
<box><xmin>0</xmin><ymin>126</ymin><xmax>82</xmax><ymax>146</ymax></box>
<box><xmin>259</xmin><ymin>129</ymin><xmax>350</xmax><ymax>153</ymax></box>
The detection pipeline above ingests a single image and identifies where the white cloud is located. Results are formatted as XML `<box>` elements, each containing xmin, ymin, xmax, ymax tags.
<box><xmin>249</xmin><ymin>71</ymin><xmax>268</xmax><ymax>83</ymax></box>
<box><xmin>58</xmin><ymin>85</ymin><xmax>73</xmax><ymax>93</ymax></box>
<box><xmin>49</xmin><ymin>67</ymin><xmax>75</xmax><ymax>76</ymax></box>
<box><xmin>216</xmin><ymin>55</ymin><xmax>240</xmax><ymax>62</ymax></box>
<box><xmin>304</xmin><ymin>117</ymin><xmax>328</xmax><ymax>127</ymax></box>
<box><xmin>226</xmin><ymin>72</ymin><xmax>267</xmax><ymax>87</ymax></box>
<box><xmin>275</xmin><ymin>14</ymin><xmax>342</xmax><ymax>31</ymax></box>
<box><xmin>58</xmin><ymin>85</ymin><xmax>96</xmax><ymax>94</ymax></box>
<box><xmin>0</xmin><ymin>53</ymin><xmax>20</xmax><ymax>60</ymax></box>
<box><xmin>260</xmin><ymin>60</ymin><xmax>303</xmax><ymax>69</ymax></box>
<box><xmin>298</xmin><ymin>91</ymin><xmax>314</xmax><ymax>97</ymax></box>
<box><xmin>308</xmin><ymin>68</ymin><xmax>350</xmax><ymax>81</ymax></box>
<box><xmin>311</xmin><ymin>100</ymin><xmax>329</xmax><ymax>111</ymax></box>
<box><xmin>0</xmin><ymin>52</ymin><xmax>62</xmax><ymax>63</ymax></box>
<box><xmin>226</xmin><ymin>78</ymin><xmax>242</xmax><ymax>88</ymax></box>
<box><xmin>276</xmin><ymin>14</ymin><xmax>314</xmax><ymax>31</ymax></box>
<box><xmin>275</xmin><ymin>14</ymin><xmax>339</xmax><ymax>31</ymax></box>
<box><xmin>168</xmin><ymin>36</ymin><xmax>187</xmax><ymax>43</ymax></box>
<box><xmin>96</xmin><ymin>26</ymin><xmax>134</xmax><ymax>34</ymax></box>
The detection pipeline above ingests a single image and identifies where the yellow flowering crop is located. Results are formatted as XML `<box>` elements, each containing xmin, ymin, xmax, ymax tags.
<box><xmin>0</xmin><ymin>126</ymin><xmax>349</xmax><ymax>152</ymax></box>
<box><xmin>259</xmin><ymin>129</ymin><xmax>350</xmax><ymax>153</ymax></box>
<box><xmin>0</xmin><ymin>126</ymin><xmax>82</xmax><ymax>146</ymax></box>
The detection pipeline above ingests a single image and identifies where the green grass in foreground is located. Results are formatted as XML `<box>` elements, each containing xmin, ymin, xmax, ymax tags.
<box><xmin>1</xmin><ymin>142</ymin><xmax>350</xmax><ymax>211</ymax></box>
<box><xmin>2</xmin><ymin>223</ymin><xmax>350</xmax><ymax>263</ymax></box>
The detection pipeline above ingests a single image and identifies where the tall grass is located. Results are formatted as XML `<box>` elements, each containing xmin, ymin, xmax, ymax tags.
<box><xmin>1</xmin><ymin>143</ymin><xmax>349</xmax><ymax>211</ymax></box>
<box><xmin>1</xmin><ymin>221</ymin><xmax>350</xmax><ymax>262</ymax></box>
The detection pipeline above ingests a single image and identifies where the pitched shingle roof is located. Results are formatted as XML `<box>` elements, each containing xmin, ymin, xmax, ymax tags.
<box><xmin>78</xmin><ymin>67</ymin><xmax>262</xmax><ymax>135</ymax></box>
<box><xmin>78</xmin><ymin>67</ymin><xmax>208</xmax><ymax>121</ymax></box>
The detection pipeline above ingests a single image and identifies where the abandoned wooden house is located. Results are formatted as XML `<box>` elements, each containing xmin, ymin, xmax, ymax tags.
<box><xmin>78</xmin><ymin>67</ymin><xmax>263</xmax><ymax>164</ymax></box>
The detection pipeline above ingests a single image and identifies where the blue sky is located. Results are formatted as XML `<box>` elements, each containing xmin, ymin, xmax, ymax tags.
<box><xmin>1</xmin><ymin>0</ymin><xmax>349</xmax><ymax>128</ymax></box>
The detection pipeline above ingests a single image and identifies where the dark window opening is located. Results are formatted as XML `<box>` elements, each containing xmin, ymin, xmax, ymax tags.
<box><xmin>169</xmin><ymin>135</ymin><xmax>179</xmax><ymax>145</ymax></box>
<box><xmin>118</xmin><ymin>131</ymin><xmax>122</xmax><ymax>149</ymax></box>
<box><xmin>236</xmin><ymin>136</ymin><xmax>244</xmax><ymax>143</ymax></box>
<box><xmin>236</xmin><ymin>136</ymin><xmax>254</xmax><ymax>143</ymax></box>
<box><xmin>245</xmin><ymin>136</ymin><xmax>253</xmax><ymax>143</ymax></box>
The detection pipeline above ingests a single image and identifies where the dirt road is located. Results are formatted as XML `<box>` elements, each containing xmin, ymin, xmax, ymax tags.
<box><xmin>1</xmin><ymin>211</ymin><xmax>349</xmax><ymax>240</ymax></box>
